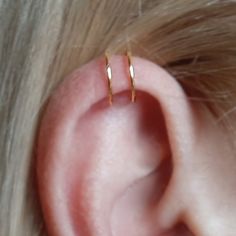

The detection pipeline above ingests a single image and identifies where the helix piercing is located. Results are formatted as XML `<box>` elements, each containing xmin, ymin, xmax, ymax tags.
<box><xmin>105</xmin><ymin>53</ymin><xmax>113</xmax><ymax>105</ymax></box>
<box><xmin>127</xmin><ymin>51</ymin><xmax>136</xmax><ymax>102</ymax></box>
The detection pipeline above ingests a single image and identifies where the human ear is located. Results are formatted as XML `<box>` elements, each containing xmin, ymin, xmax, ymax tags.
<box><xmin>37</xmin><ymin>55</ymin><xmax>236</xmax><ymax>236</ymax></box>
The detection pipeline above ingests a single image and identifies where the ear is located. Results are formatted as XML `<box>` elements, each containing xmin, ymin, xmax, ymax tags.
<box><xmin>36</xmin><ymin>56</ymin><xmax>236</xmax><ymax>236</ymax></box>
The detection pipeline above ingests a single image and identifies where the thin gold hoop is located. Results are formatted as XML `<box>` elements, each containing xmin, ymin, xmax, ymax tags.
<box><xmin>105</xmin><ymin>53</ymin><xmax>113</xmax><ymax>105</ymax></box>
<box><xmin>127</xmin><ymin>51</ymin><xmax>136</xmax><ymax>102</ymax></box>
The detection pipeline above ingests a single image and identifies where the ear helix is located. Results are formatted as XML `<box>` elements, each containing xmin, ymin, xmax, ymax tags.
<box><xmin>104</xmin><ymin>51</ymin><xmax>136</xmax><ymax>104</ymax></box>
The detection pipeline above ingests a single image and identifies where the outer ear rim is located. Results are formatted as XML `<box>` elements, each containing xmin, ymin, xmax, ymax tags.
<box><xmin>37</xmin><ymin>55</ymin><xmax>199</xmax><ymax>236</ymax></box>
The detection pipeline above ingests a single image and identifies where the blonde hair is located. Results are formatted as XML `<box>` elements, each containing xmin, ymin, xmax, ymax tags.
<box><xmin>1</xmin><ymin>0</ymin><xmax>236</xmax><ymax>235</ymax></box>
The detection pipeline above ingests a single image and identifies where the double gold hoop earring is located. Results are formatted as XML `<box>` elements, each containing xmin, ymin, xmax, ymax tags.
<box><xmin>105</xmin><ymin>52</ymin><xmax>136</xmax><ymax>105</ymax></box>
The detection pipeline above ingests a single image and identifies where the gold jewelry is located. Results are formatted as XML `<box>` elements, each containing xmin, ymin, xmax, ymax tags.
<box><xmin>105</xmin><ymin>53</ymin><xmax>113</xmax><ymax>105</ymax></box>
<box><xmin>127</xmin><ymin>51</ymin><xmax>136</xmax><ymax>102</ymax></box>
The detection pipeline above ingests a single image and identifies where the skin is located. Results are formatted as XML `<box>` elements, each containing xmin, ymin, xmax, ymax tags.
<box><xmin>37</xmin><ymin>56</ymin><xmax>236</xmax><ymax>236</ymax></box>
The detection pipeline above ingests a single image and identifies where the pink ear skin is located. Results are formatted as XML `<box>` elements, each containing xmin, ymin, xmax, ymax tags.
<box><xmin>37</xmin><ymin>56</ymin><xmax>236</xmax><ymax>236</ymax></box>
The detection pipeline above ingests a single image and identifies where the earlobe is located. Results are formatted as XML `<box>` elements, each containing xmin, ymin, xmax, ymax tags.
<box><xmin>36</xmin><ymin>55</ymin><xmax>204</xmax><ymax>236</ymax></box>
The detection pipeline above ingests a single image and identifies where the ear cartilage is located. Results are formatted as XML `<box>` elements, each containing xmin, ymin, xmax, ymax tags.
<box><xmin>105</xmin><ymin>53</ymin><xmax>113</xmax><ymax>105</ymax></box>
<box><xmin>127</xmin><ymin>51</ymin><xmax>136</xmax><ymax>103</ymax></box>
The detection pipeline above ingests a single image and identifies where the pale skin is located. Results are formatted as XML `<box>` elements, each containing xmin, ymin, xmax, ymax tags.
<box><xmin>37</xmin><ymin>56</ymin><xmax>236</xmax><ymax>236</ymax></box>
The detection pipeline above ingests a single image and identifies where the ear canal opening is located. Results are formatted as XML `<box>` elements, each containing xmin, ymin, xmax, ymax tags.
<box><xmin>163</xmin><ymin>222</ymin><xmax>195</xmax><ymax>236</ymax></box>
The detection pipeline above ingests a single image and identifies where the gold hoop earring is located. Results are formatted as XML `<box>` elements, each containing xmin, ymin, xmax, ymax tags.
<box><xmin>127</xmin><ymin>51</ymin><xmax>136</xmax><ymax>102</ymax></box>
<box><xmin>105</xmin><ymin>53</ymin><xmax>113</xmax><ymax>105</ymax></box>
